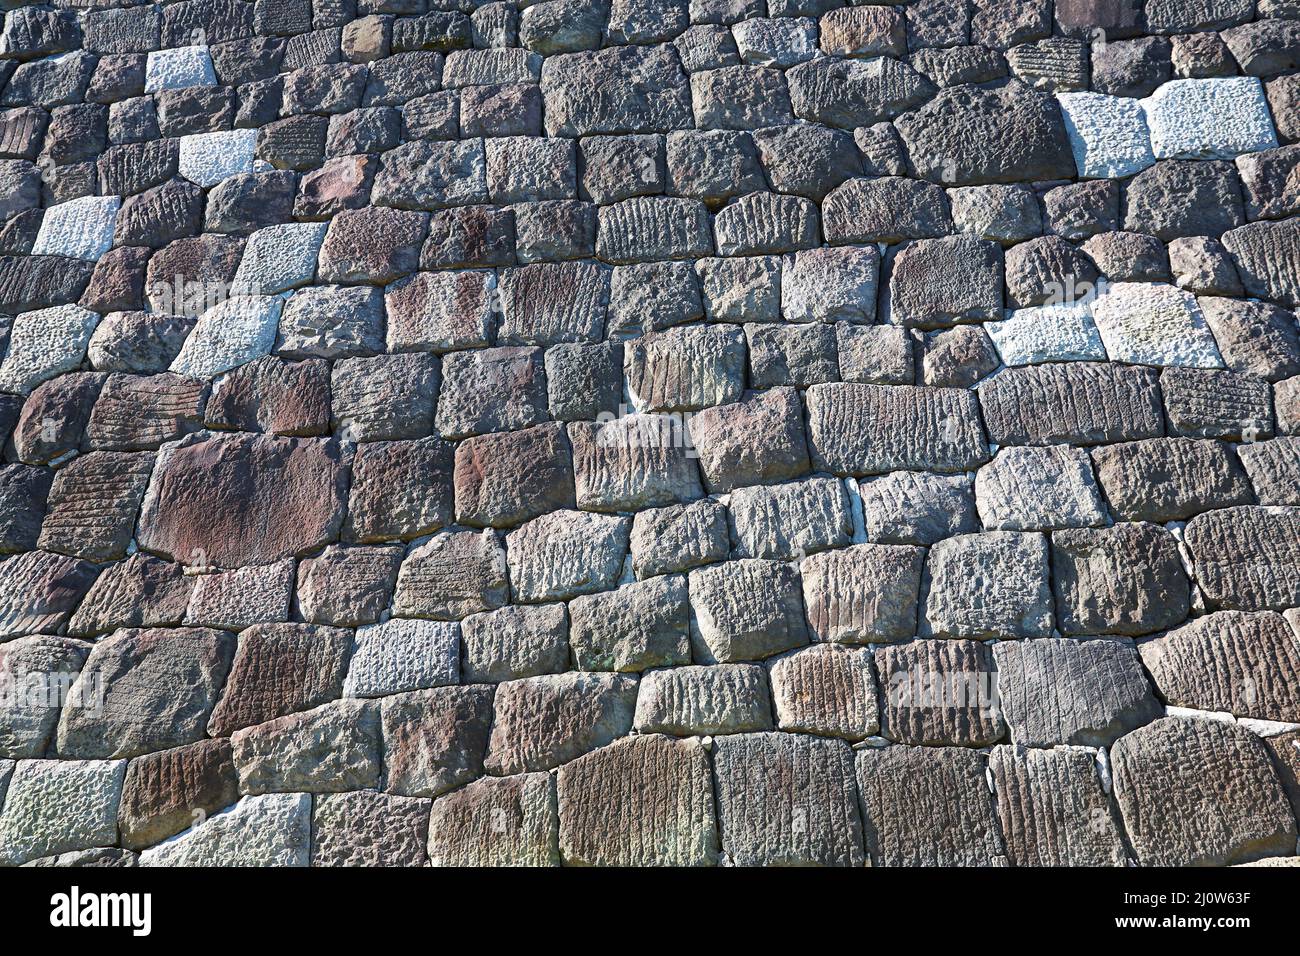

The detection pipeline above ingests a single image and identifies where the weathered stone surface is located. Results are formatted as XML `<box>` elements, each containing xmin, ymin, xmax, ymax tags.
<box><xmin>712</xmin><ymin>190</ymin><xmax>819</xmax><ymax>256</ymax></box>
<box><xmin>1092</xmin><ymin>437</ymin><xmax>1252</xmax><ymax>522</ymax></box>
<box><xmin>895</xmin><ymin>80</ymin><xmax>1073</xmax><ymax>184</ymax></box>
<box><xmin>381</xmin><ymin>685</ymin><xmax>494</xmax><ymax>798</ymax></box>
<box><xmin>629</xmin><ymin>499</ymin><xmax>730</xmax><ymax>580</ymax></box>
<box><xmin>1124</xmin><ymin>159</ymin><xmax>1244</xmax><ymax>241</ymax></box>
<box><xmin>989</xmin><ymin>745</ymin><xmax>1127</xmax><ymax>867</ymax></box>
<box><xmin>437</xmin><ymin>346</ymin><xmax>547</xmax><ymax>439</ymax></box>
<box><xmin>206</xmin><ymin>355</ymin><xmax>331</xmax><ymax>436</ymax></box>
<box><xmin>206</xmin><ymin>623</ymin><xmax>353</xmax><ymax>737</ymax></box>
<box><xmin>727</xmin><ymin>477</ymin><xmax>852</xmax><ymax>561</ymax></box>
<box><xmin>886</xmin><ymin>236</ymin><xmax>1003</xmax><ymax>329</ymax></box>
<box><xmin>427</xmin><ymin>772</ymin><xmax>559</xmax><ymax>866</ymax></box>
<box><xmin>558</xmin><ymin>734</ymin><xmax>717</xmax><ymax>866</ymax></box>
<box><xmin>0</xmin><ymin>759</ymin><xmax>126</xmax><ymax>867</ymax></box>
<box><xmin>923</xmin><ymin>531</ymin><xmax>1054</xmax><ymax>639</ymax></box>
<box><xmin>118</xmin><ymin>739</ymin><xmax>238</xmax><ymax>850</ymax></box>
<box><xmin>37</xmin><ymin>450</ymin><xmax>154</xmax><ymax>563</ymax></box>
<box><xmin>786</xmin><ymin>55</ymin><xmax>931</xmax><ymax>129</ymax></box>
<box><xmin>1140</xmin><ymin>611</ymin><xmax>1300</xmax><ymax>722</ymax></box>
<box><xmin>296</xmin><ymin>545</ymin><xmax>401</xmax><ymax>629</ymax></box>
<box><xmin>1222</xmin><ymin>218</ymin><xmax>1300</xmax><ymax>309</ymax></box>
<box><xmin>277</xmin><ymin>284</ymin><xmax>386</xmax><ymax>362</ymax></box>
<box><xmin>567</xmin><ymin>416</ymin><xmax>700</xmax><ymax>513</ymax></box>
<box><xmin>1239</xmin><ymin>438</ymin><xmax>1300</xmax><ymax>506</ymax></box>
<box><xmin>0</xmin><ymin>464</ymin><xmax>51</xmax><ymax>553</ymax></box>
<box><xmin>746</xmin><ymin>322</ymin><xmax>838</xmax><ymax>388</ymax></box>
<box><xmin>686</xmin><ymin>388</ymin><xmax>808</xmax><ymax>494</ymax></box>
<box><xmin>345</xmin><ymin>438</ymin><xmax>453</xmax><ymax>543</ymax></box>
<box><xmin>461</xmin><ymin>603</ymin><xmax>570</xmax><ymax>684</ymax></box>
<box><xmin>31</xmin><ymin>196</ymin><xmax>120</xmax><ymax>261</ymax></box>
<box><xmin>856</xmin><ymin>745</ymin><xmax>1004</xmax><ymax>867</ymax></box>
<box><xmin>1184</xmin><ymin>506</ymin><xmax>1300</xmax><ymax>611</ymax></box>
<box><xmin>0</xmin><ymin>636</ymin><xmax>90</xmax><ymax>759</ymax></box>
<box><xmin>541</xmin><ymin>44</ymin><xmax>692</xmax><ymax>137</ymax></box>
<box><xmin>688</xmin><ymin>558</ymin><xmax>808</xmax><ymax>663</ymax></box>
<box><xmin>84</xmin><ymin>373</ymin><xmax>206</xmax><ymax>452</ymax></box>
<box><xmin>332</xmin><ymin>352</ymin><xmax>438</xmax><ymax>442</ymax></box>
<box><xmin>978</xmin><ymin>362</ymin><xmax>1164</xmax><ymax>447</ymax></box>
<box><xmin>317</xmin><ymin>205</ymin><xmax>427</xmax><ymax>284</ymax></box>
<box><xmin>1052</xmin><ymin>523</ymin><xmax>1190</xmax><ymax>636</ymax></box>
<box><xmin>1091</xmin><ymin>282</ymin><xmax>1224</xmax><ymax>368</ymax></box>
<box><xmin>859</xmin><ymin>471</ymin><xmax>977</xmax><ymax>546</ymax></box>
<box><xmin>66</xmin><ymin>553</ymin><xmax>189</xmax><ymax>638</ymax></box>
<box><xmin>768</xmin><ymin>644</ymin><xmax>878</xmax><ymax>741</ymax></box>
<box><xmin>801</xmin><ymin>543</ymin><xmax>924</xmax><ymax>645</ymax></box>
<box><xmin>987</xmin><ymin>302</ymin><xmax>1106</xmax><ymax>366</ymax></box>
<box><xmin>994</xmin><ymin>638</ymin><xmax>1161</xmax><ymax>748</ymax></box>
<box><xmin>1144</xmin><ymin>77</ymin><xmax>1279</xmax><ymax>160</ymax></box>
<box><xmin>139</xmin><ymin>793</ymin><xmax>311</xmax><ymax>867</ymax></box>
<box><xmin>805</xmin><ymin>383</ymin><xmax>989</xmax><ymax>476</ymax></box>
<box><xmin>394</xmin><ymin>529</ymin><xmax>509</xmax><ymax>620</ymax></box>
<box><xmin>505</xmin><ymin>510</ymin><xmax>629</xmax><ymax>603</ymax></box>
<box><xmin>0</xmin><ymin>550</ymin><xmax>99</xmax><ymax>640</ymax></box>
<box><xmin>1056</xmin><ymin>91</ymin><xmax>1154</xmax><ymax>178</ymax></box>
<box><xmin>169</xmin><ymin>295</ymin><xmax>282</xmax><ymax>379</ymax></box>
<box><xmin>137</xmin><ymin>433</ymin><xmax>347</xmax><ymax>568</ymax></box>
<box><xmin>58</xmin><ymin>627</ymin><xmax>235</xmax><ymax>760</ymax></box>
<box><xmin>184</xmin><ymin>560</ymin><xmax>294</xmax><ymax>631</ymax></box>
<box><xmin>633</xmin><ymin>664</ymin><xmax>771</xmax><ymax>736</ymax></box>
<box><xmin>974</xmin><ymin>445</ymin><xmax>1107</xmax><ymax>532</ymax></box>
<box><xmin>0</xmin><ymin>305</ymin><xmax>99</xmax><ymax>396</ymax></box>
<box><xmin>312</xmin><ymin>790</ymin><xmax>431</xmax><ymax>867</ymax></box>
<box><xmin>713</xmin><ymin>731</ymin><xmax>864</xmax><ymax>867</ymax></box>
<box><xmin>1199</xmin><ymin>297</ymin><xmax>1300</xmax><ymax>383</ymax></box>
<box><xmin>568</xmin><ymin>575</ymin><xmax>688</xmax><ymax>673</ymax></box>
<box><xmin>232</xmin><ymin>699</ymin><xmax>381</xmax><ymax>794</ymax></box>
<box><xmin>485</xmin><ymin>672</ymin><xmax>637</xmax><ymax>775</ymax></box>
<box><xmin>1112</xmin><ymin>717</ymin><xmax>1296</xmax><ymax>866</ymax></box>
<box><xmin>875</xmin><ymin>639</ymin><xmax>1004</xmax><ymax>747</ymax></box>
<box><xmin>344</xmin><ymin>618</ymin><xmax>459</xmax><ymax>699</ymax></box>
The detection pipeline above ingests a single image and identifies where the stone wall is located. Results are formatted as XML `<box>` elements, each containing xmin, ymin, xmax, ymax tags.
<box><xmin>1</xmin><ymin>0</ymin><xmax>1299</xmax><ymax>867</ymax></box>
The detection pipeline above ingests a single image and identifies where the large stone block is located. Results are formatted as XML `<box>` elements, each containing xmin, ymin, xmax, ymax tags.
<box><xmin>875</xmin><ymin>639</ymin><xmax>1004</xmax><ymax>747</ymax></box>
<box><xmin>557</xmin><ymin>735</ymin><xmax>718</xmax><ymax>866</ymax></box>
<box><xmin>977</xmin><ymin>362</ymin><xmax>1164</xmax><ymax>446</ymax></box>
<box><xmin>505</xmin><ymin>510</ymin><xmax>629</xmax><ymax>603</ymax></box>
<box><xmin>713</xmin><ymin>731</ymin><xmax>865</xmax><ymax>867</ymax></box>
<box><xmin>394</xmin><ymin>529</ymin><xmax>510</xmax><ymax>620</ymax></box>
<box><xmin>454</xmin><ymin>423</ymin><xmax>576</xmax><ymax>527</ymax></box>
<box><xmin>989</xmin><ymin>745</ymin><xmax>1127</xmax><ymax>867</ymax></box>
<box><xmin>484</xmin><ymin>672</ymin><xmax>638</xmax><ymax>775</ymax></box>
<box><xmin>117</xmin><ymin>738</ymin><xmax>238</xmax><ymax>850</ymax></box>
<box><xmin>206</xmin><ymin>623</ymin><xmax>353</xmax><ymax>737</ymax></box>
<box><xmin>139</xmin><ymin>793</ymin><xmax>311</xmax><ymax>867</ymax></box>
<box><xmin>232</xmin><ymin>699</ymin><xmax>381</xmax><ymax>794</ymax></box>
<box><xmin>381</xmin><ymin>685</ymin><xmax>495</xmax><ymax>797</ymax></box>
<box><xmin>768</xmin><ymin>644</ymin><xmax>878</xmax><ymax>741</ymax></box>
<box><xmin>923</xmin><ymin>531</ymin><xmax>1054</xmax><ymax>640</ymax></box>
<box><xmin>856</xmin><ymin>745</ymin><xmax>1005</xmax><ymax>867</ymax></box>
<box><xmin>689</xmin><ymin>558</ymin><xmax>808</xmax><ymax>663</ymax></box>
<box><xmin>461</xmin><ymin>604</ymin><xmax>570</xmax><ymax>683</ymax></box>
<box><xmin>633</xmin><ymin>664</ymin><xmax>772</xmax><ymax>736</ymax></box>
<box><xmin>0</xmin><ymin>636</ymin><xmax>90</xmax><ymax>759</ymax></box>
<box><xmin>801</xmin><ymin>543</ymin><xmax>924</xmax><ymax>644</ymax></box>
<box><xmin>343</xmin><ymin>619</ymin><xmax>460</xmax><ymax>699</ymax></box>
<box><xmin>311</xmin><ymin>790</ymin><xmax>431</xmax><ymax>867</ymax></box>
<box><xmin>727</xmin><ymin>477</ymin><xmax>853</xmax><ymax>561</ymax></box>
<box><xmin>805</xmin><ymin>383</ymin><xmax>989</xmax><ymax>476</ymax></box>
<box><xmin>1139</xmin><ymin>611</ymin><xmax>1300</xmax><ymax>722</ymax></box>
<box><xmin>568</xmin><ymin>416</ymin><xmax>702</xmax><ymax>513</ymax></box>
<box><xmin>1184</xmin><ymin>506</ymin><xmax>1300</xmax><ymax>611</ymax></box>
<box><xmin>136</xmin><ymin>433</ymin><xmax>347</xmax><ymax>568</ymax></box>
<box><xmin>0</xmin><ymin>758</ymin><xmax>126</xmax><ymax>866</ymax></box>
<box><xmin>58</xmin><ymin>627</ymin><xmax>235</xmax><ymax>760</ymax></box>
<box><xmin>427</xmin><ymin>772</ymin><xmax>559</xmax><ymax>866</ymax></box>
<box><xmin>1091</xmin><ymin>437</ymin><xmax>1252</xmax><ymax>522</ymax></box>
<box><xmin>569</xmin><ymin>575</ymin><xmax>690</xmax><ymax>672</ymax></box>
<box><xmin>1111</xmin><ymin>717</ymin><xmax>1295</xmax><ymax>866</ymax></box>
<box><xmin>993</xmin><ymin>638</ymin><xmax>1161</xmax><ymax>747</ymax></box>
<box><xmin>1051</xmin><ymin>523</ymin><xmax>1191</xmax><ymax>636</ymax></box>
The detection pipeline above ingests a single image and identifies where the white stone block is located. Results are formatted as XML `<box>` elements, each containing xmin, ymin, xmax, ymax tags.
<box><xmin>0</xmin><ymin>759</ymin><xmax>126</xmax><ymax>866</ymax></box>
<box><xmin>233</xmin><ymin>222</ymin><xmax>328</xmax><ymax>295</ymax></box>
<box><xmin>344</xmin><ymin>619</ymin><xmax>460</xmax><ymax>698</ymax></box>
<box><xmin>1056</xmin><ymin>92</ymin><xmax>1155</xmax><ymax>179</ymax></box>
<box><xmin>1143</xmin><ymin>78</ymin><xmax>1279</xmax><ymax>161</ymax></box>
<box><xmin>0</xmin><ymin>305</ymin><xmax>101</xmax><ymax>395</ymax></box>
<box><xmin>30</xmin><ymin>196</ymin><xmax>120</xmax><ymax>261</ymax></box>
<box><xmin>144</xmin><ymin>46</ymin><xmax>217</xmax><ymax>93</ymax></box>
<box><xmin>178</xmin><ymin>128</ymin><xmax>258</xmax><ymax>188</ymax></box>
<box><xmin>986</xmin><ymin>302</ymin><xmax>1107</xmax><ymax>366</ymax></box>
<box><xmin>139</xmin><ymin>793</ymin><xmax>310</xmax><ymax>866</ymax></box>
<box><xmin>1092</xmin><ymin>282</ymin><xmax>1224</xmax><ymax>369</ymax></box>
<box><xmin>169</xmin><ymin>295</ymin><xmax>283</xmax><ymax>379</ymax></box>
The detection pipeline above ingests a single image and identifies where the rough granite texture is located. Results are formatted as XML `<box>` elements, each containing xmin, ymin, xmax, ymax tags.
<box><xmin>0</xmin><ymin>0</ymin><xmax>1298</xmax><ymax>869</ymax></box>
